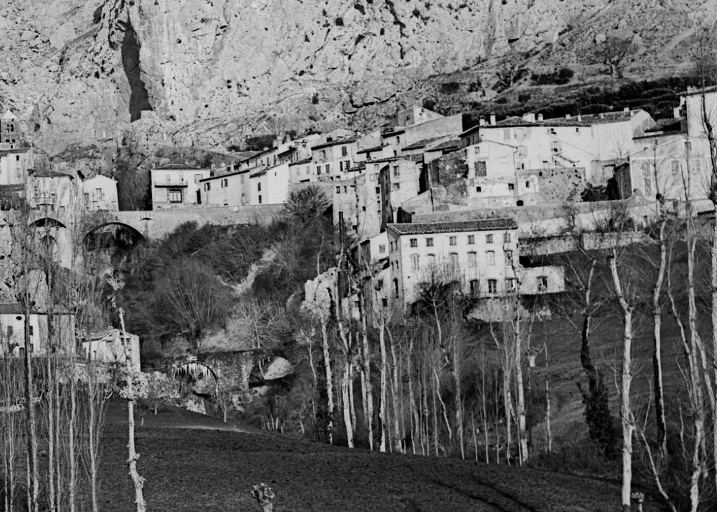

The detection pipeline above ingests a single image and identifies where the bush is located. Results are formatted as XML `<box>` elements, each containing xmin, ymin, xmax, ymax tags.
<box><xmin>531</xmin><ymin>67</ymin><xmax>574</xmax><ymax>85</ymax></box>
<box><xmin>245</xmin><ymin>134</ymin><xmax>276</xmax><ymax>151</ymax></box>
<box><xmin>440</xmin><ymin>81</ymin><xmax>461</xmax><ymax>94</ymax></box>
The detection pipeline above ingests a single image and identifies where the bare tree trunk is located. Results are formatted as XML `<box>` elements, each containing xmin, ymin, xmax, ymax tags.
<box><xmin>471</xmin><ymin>411</ymin><xmax>478</xmax><ymax>463</ymax></box>
<box><xmin>118</xmin><ymin>308</ymin><xmax>147</xmax><ymax>512</ymax></box>
<box><xmin>69</xmin><ymin>361</ymin><xmax>78</xmax><ymax>512</ymax></box>
<box><xmin>609</xmin><ymin>253</ymin><xmax>634</xmax><ymax>512</ymax></box>
<box><xmin>544</xmin><ymin>342</ymin><xmax>552</xmax><ymax>454</ymax></box>
<box><xmin>431</xmin><ymin>370</ymin><xmax>439</xmax><ymax>456</ymax></box>
<box><xmin>378</xmin><ymin>322</ymin><xmax>388</xmax><ymax>452</ymax></box>
<box><xmin>22</xmin><ymin>303</ymin><xmax>39</xmax><ymax>512</ymax></box>
<box><xmin>342</xmin><ymin>359</ymin><xmax>355</xmax><ymax>448</ymax></box>
<box><xmin>451</xmin><ymin>335</ymin><xmax>465</xmax><ymax>459</ymax></box>
<box><xmin>407</xmin><ymin>338</ymin><xmax>418</xmax><ymax>455</ymax></box>
<box><xmin>319</xmin><ymin>318</ymin><xmax>334</xmax><ymax>445</ymax></box>
<box><xmin>434</xmin><ymin>369</ymin><xmax>452</xmax><ymax>445</ymax></box>
<box><xmin>513</xmin><ymin>307</ymin><xmax>528</xmax><ymax>465</ymax></box>
<box><xmin>653</xmin><ymin>219</ymin><xmax>668</xmax><ymax>455</ymax></box>
<box><xmin>359</xmin><ymin>305</ymin><xmax>374</xmax><ymax>451</ymax></box>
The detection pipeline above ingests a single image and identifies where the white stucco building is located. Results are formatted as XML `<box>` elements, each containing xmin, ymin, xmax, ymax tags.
<box><xmin>150</xmin><ymin>164</ymin><xmax>211</xmax><ymax>209</ymax></box>
<box><xmin>0</xmin><ymin>303</ymin><xmax>76</xmax><ymax>358</ymax></box>
<box><xmin>81</xmin><ymin>174</ymin><xmax>119</xmax><ymax>211</ymax></box>
<box><xmin>82</xmin><ymin>328</ymin><xmax>141</xmax><ymax>372</ymax></box>
<box><xmin>386</xmin><ymin>219</ymin><xmax>564</xmax><ymax>308</ymax></box>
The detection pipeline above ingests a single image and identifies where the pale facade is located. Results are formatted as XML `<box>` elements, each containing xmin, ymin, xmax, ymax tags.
<box><xmin>81</xmin><ymin>175</ymin><xmax>119</xmax><ymax>211</ymax></box>
<box><xmin>200</xmin><ymin>169</ymin><xmax>251</xmax><ymax>206</ymax></box>
<box><xmin>386</xmin><ymin>219</ymin><xmax>564</xmax><ymax>308</ymax></box>
<box><xmin>0</xmin><ymin>148</ymin><xmax>34</xmax><ymax>186</ymax></box>
<box><xmin>27</xmin><ymin>170</ymin><xmax>77</xmax><ymax>214</ymax></box>
<box><xmin>0</xmin><ymin>304</ymin><xmax>75</xmax><ymax>358</ymax></box>
<box><xmin>82</xmin><ymin>328</ymin><xmax>141</xmax><ymax>372</ymax></box>
<box><xmin>150</xmin><ymin>165</ymin><xmax>211</xmax><ymax>209</ymax></box>
<box><xmin>311</xmin><ymin>138</ymin><xmax>359</xmax><ymax>181</ymax></box>
<box><xmin>248</xmin><ymin>163</ymin><xmax>290</xmax><ymax>205</ymax></box>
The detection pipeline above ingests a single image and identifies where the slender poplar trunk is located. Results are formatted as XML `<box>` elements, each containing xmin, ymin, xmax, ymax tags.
<box><xmin>319</xmin><ymin>318</ymin><xmax>334</xmax><ymax>445</ymax></box>
<box><xmin>609</xmin><ymin>253</ymin><xmax>634</xmax><ymax>512</ymax></box>
<box><xmin>653</xmin><ymin>219</ymin><xmax>668</xmax><ymax>455</ymax></box>
<box><xmin>378</xmin><ymin>322</ymin><xmax>388</xmax><ymax>452</ymax></box>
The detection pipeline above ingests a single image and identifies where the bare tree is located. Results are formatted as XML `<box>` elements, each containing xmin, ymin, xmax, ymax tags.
<box><xmin>594</xmin><ymin>36</ymin><xmax>635</xmax><ymax>78</ymax></box>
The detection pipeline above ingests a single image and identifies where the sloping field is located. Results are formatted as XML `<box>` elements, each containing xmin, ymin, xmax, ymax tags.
<box><xmin>99</xmin><ymin>403</ymin><xmax>657</xmax><ymax>512</ymax></box>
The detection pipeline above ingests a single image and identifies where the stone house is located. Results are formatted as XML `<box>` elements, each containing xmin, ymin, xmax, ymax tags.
<box><xmin>0</xmin><ymin>110</ymin><xmax>22</xmax><ymax>149</ymax></box>
<box><xmin>0</xmin><ymin>303</ymin><xmax>75</xmax><ymax>358</ymax></box>
<box><xmin>81</xmin><ymin>328</ymin><xmax>141</xmax><ymax>372</ymax></box>
<box><xmin>200</xmin><ymin>168</ymin><xmax>251</xmax><ymax>207</ymax></box>
<box><xmin>81</xmin><ymin>174</ymin><xmax>118</xmax><ymax>211</ymax></box>
<box><xmin>311</xmin><ymin>137</ymin><xmax>358</xmax><ymax>181</ymax></box>
<box><xmin>385</xmin><ymin>219</ymin><xmax>564</xmax><ymax>308</ymax></box>
<box><xmin>248</xmin><ymin>162</ymin><xmax>291</xmax><ymax>205</ymax></box>
<box><xmin>0</xmin><ymin>147</ymin><xmax>35</xmax><ymax>186</ymax></box>
<box><xmin>150</xmin><ymin>164</ymin><xmax>211</xmax><ymax>209</ymax></box>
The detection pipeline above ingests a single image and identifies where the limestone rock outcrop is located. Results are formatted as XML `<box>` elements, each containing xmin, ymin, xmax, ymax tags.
<box><xmin>0</xmin><ymin>0</ymin><xmax>713</xmax><ymax>153</ymax></box>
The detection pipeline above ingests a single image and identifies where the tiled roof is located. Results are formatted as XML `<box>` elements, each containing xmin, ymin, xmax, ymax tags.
<box><xmin>310</xmin><ymin>138</ymin><xmax>357</xmax><ymax>151</ymax></box>
<box><xmin>153</xmin><ymin>164</ymin><xmax>206</xmax><ymax>170</ymax></box>
<box><xmin>387</xmin><ymin>218</ymin><xmax>517</xmax><ymax>235</ymax></box>
<box><xmin>288</xmin><ymin>157</ymin><xmax>313</xmax><ymax>166</ymax></box>
<box><xmin>30</xmin><ymin>169</ymin><xmax>74</xmax><ymax>179</ymax></box>
<box><xmin>428</xmin><ymin>139</ymin><xmax>461</xmax><ymax>151</ymax></box>
<box><xmin>357</xmin><ymin>144</ymin><xmax>384</xmax><ymax>154</ymax></box>
<box><xmin>276</xmin><ymin>147</ymin><xmax>296</xmax><ymax>158</ymax></box>
<box><xmin>402</xmin><ymin>136</ymin><xmax>444</xmax><ymax>151</ymax></box>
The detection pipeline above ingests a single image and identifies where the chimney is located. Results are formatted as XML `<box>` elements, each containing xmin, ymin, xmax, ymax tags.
<box><xmin>479</xmin><ymin>117</ymin><xmax>486</xmax><ymax>126</ymax></box>
<box><xmin>537</xmin><ymin>113</ymin><xmax>544</xmax><ymax>122</ymax></box>
<box><xmin>522</xmin><ymin>112</ymin><xmax>536</xmax><ymax>123</ymax></box>
<box><xmin>490</xmin><ymin>113</ymin><xmax>496</xmax><ymax>126</ymax></box>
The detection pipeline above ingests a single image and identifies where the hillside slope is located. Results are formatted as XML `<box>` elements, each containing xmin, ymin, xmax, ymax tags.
<box><xmin>2</xmin><ymin>0</ymin><xmax>715</xmax><ymax>153</ymax></box>
<box><xmin>100</xmin><ymin>402</ymin><xmax>659</xmax><ymax>512</ymax></box>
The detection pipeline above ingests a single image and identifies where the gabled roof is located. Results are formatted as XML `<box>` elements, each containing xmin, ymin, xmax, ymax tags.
<box><xmin>387</xmin><ymin>218</ymin><xmax>517</xmax><ymax>236</ymax></box>
<box><xmin>2</xmin><ymin>110</ymin><xmax>17</xmax><ymax>120</ymax></box>
<box><xmin>288</xmin><ymin>157</ymin><xmax>313</xmax><ymax>167</ymax></box>
<box><xmin>153</xmin><ymin>164</ymin><xmax>207</xmax><ymax>171</ymax></box>
<box><xmin>402</xmin><ymin>136</ymin><xmax>445</xmax><ymax>151</ymax></box>
<box><xmin>311</xmin><ymin>138</ymin><xmax>357</xmax><ymax>151</ymax></box>
<box><xmin>357</xmin><ymin>144</ymin><xmax>384</xmax><ymax>154</ymax></box>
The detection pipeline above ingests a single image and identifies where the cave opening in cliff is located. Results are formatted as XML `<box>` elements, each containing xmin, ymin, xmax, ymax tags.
<box><xmin>121</xmin><ymin>20</ymin><xmax>153</xmax><ymax>122</ymax></box>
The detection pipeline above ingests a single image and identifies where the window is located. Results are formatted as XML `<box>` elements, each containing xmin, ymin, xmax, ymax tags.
<box><xmin>468</xmin><ymin>251</ymin><xmax>477</xmax><ymax>268</ymax></box>
<box><xmin>449</xmin><ymin>252</ymin><xmax>459</xmax><ymax>270</ymax></box>
<box><xmin>15</xmin><ymin>155</ymin><xmax>19</xmax><ymax>161</ymax></box>
<box><xmin>525</xmin><ymin>181</ymin><xmax>530</xmax><ymax>188</ymax></box>
<box><xmin>317</xmin><ymin>165</ymin><xmax>322</xmax><ymax>175</ymax></box>
<box><xmin>204</xmin><ymin>183</ymin><xmax>210</xmax><ymax>191</ymax></box>
<box><xmin>194</xmin><ymin>173</ymin><xmax>202</xmax><ymax>183</ymax></box>
<box><xmin>671</xmin><ymin>160</ymin><xmax>680</xmax><ymax>177</ymax></box>
<box><xmin>343</xmin><ymin>186</ymin><xmax>348</xmax><ymax>194</ymax></box>
<box><xmin>503</xmin><ymin>232</ymin><xmax>511</xmax><ymax>243</ymax></box>
<box><xmin>393</xmin><ymin>279</ymin><xmax>399</xmax><ymax>298</ymax></box>
<box><xmin>325</xmin><ymin>164</ymin><xmax>330</xmax><ymax>174</ymax></box>
<box><xmin>426</xmin><ymin>237</ymin><xmax>434</xmax><ymax>247</ymax></box>
<box><xmin>476</xmin><ymin>186</ymin><xmax>482</xmax><ymax>193</ymax></box>
<box><xmin>487</xmin><ymin>279</ymin><xmax>497</xmax><ymax>294</ymax></box>
<box><xmin>470</xmin><ymin>280</ymin><xmax>480</xmax><ymax>295</ymax></box>
<box><xmin>505</xmin><ymin>250</ymin><xmax>513</xmax><ymax>263</ymax></box>
<box><xmin>95</xmin><ymin>187</ymin><xmax>104</xmax><ymax>200</ymax></box>
<box><xmin>410</xmin><ymin>254</ymin><xmax>420</xmax><ymax>271</ymax></box>
<box><xmin>28</xmin><ymin>326</ymin><xmax>34</xmax><ymax>336</ymax></box>
<box><xmin>336</xmin><ymin>186</ymin><xmax>341</xmax><ymax>194</ymax></box>
<box><xmin>345</xmin><ymin>160</ymin><xmax>350</xmax><ymax>170</ymax></box>
<box><xmin>258</xmin><ymin>195</ymin><xmax>262</xmax><ymax>204</ymax></box>
<box><xmin>168</xmin><ymin>189</ymin><xmax>183</xmax><ymax>203</ymax></box>
<box><xmin>341</xmin><ymin>146</ymin><xmax>348</xmax><ymax>157</ymax></box>
<box><xmin>427</xmin><ymin>254</ymin><xmax>436</xmax><ymax>266</ymax></box>
<box><xmin>508</xmin><ymin>183</ymin><xmax>515</xmax><ymax>191</ymax></box>
<box><xmin>486</xmin><ymin>234</ymin><xmax>493</xmax><ymax>244</ymax></box>
<box><xmin>339</xmin><ymin>161</ymin><xmax>344</xmax><ymax>172</ymax></box>
<box><xmin>6</xmin><ymin>326</ymin><xmax>12</xmax><ymax>337</ymax></box>
<box><xmin>449</xmin><ymin>236</ymin><xmax>457</xmax><ymax>246</ymax></box>
<box><xmin>375</xmin><ymin>186</ymin><xmax>381</xmax><ymax>194</ymax></box>
<box><xmin>257</xmin><ymin>182</ymin><xmax>262</xmax><ymax>191</ymax></box>
<box><xmin>505</xmin><ymin>278</ymin><xmax>516</xmax><ymax>291</ymax></box>
<box><xmin>410</xmin><ymin>238</ymin><xmax>418</xmax><ymax>248</ymax></box>
<box><xmin>474</xmin><ymin>161</ymin><xmax>487</xmax><ymax>177</ymax></box>
<box><xmin>467</xmin><ymin>235</ymin><xmax>475</xmax><ymax>245</ymax></box>
<box><xmin>222</xmin><ymin>178</ymin><xmax>228</xmax><ymax>188</ymax></box>
<box><xmin>550</xmin><ymin>141</ymin><xmax>561</xmax><ymax>153</ymax></box>
<box><xmin>379</xmin><ymin>244</ymin><xmax>386</xmax><ymax>254</ymax></box>
<box><xmin>538</xmin><ymin>276</ymin><xmax>548</xmax><ymax>292</ymax></box>
<box><xmin>393</xmin><ymin>165</ymin><xmax>400</xmax><ymax>178</ymax></box>
<box><xmin>486</xmin><ymin>250</ymin><xmax>495</xmax><ymax>266</ymax></box>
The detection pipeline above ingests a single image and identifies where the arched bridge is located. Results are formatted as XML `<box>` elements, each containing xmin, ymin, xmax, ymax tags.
<box><xmin>28</xmin><ymin>204</ymin><xmax>284</xmax><ymax>241</ymax></box>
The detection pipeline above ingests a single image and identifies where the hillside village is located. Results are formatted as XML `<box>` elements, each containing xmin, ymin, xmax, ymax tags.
<box><xmin>3</xmin><ymin>83</ymin><xmax>717</xmax><ymax>511</ymax></box>
<box><xmin>2</xmin><ymin>86</ymin><xmax>714</xmax><ymax>320</ymax></box>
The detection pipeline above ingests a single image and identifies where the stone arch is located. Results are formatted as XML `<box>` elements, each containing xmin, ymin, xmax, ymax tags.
<box><xmin>84</xmin><ymin>221</ymin><xmax>145</xmax><ymax>241</ymax></box>
<box><xmin>29</xmin><ymin>216</ymin><xmax>66</xmax><ymax>229</ymax></box>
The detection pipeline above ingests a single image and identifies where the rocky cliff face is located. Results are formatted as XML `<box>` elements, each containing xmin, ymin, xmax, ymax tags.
<box><xmin>1</xmin><ymin>0</ymin><xmax>714</xmax><ymax>153</ymax></box>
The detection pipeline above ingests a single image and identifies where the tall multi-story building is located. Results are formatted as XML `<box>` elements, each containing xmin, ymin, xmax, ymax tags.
<box><xmin>386</xmin><ymin>218</ymin><xmax>564</xmax><ymax>308</ymax></box>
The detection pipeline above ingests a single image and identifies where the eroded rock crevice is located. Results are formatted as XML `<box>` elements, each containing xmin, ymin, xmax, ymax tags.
<box><xmin>121</xmin><ymin>20</ymin><xmax>152</xmax><ymax>122</ymax></box>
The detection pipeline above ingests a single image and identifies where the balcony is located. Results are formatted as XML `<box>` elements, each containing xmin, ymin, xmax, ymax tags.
<box><xmin>154</xmin><ymin>178</ymin><xmax>188</xmax><ymax>188</ymax></box>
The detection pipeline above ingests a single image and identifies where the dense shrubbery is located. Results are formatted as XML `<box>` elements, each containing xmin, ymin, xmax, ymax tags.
<box><xmin>531</xmin><ymin>67</ymin><xmax>574</xmax><ymax>85</ymax></box>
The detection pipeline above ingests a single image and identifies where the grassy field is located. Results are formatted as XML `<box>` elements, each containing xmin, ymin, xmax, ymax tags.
<box><xmin>98</xmin><ymin>402</ymin><xmax>660</xmax><ymax>512</ymax></box>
